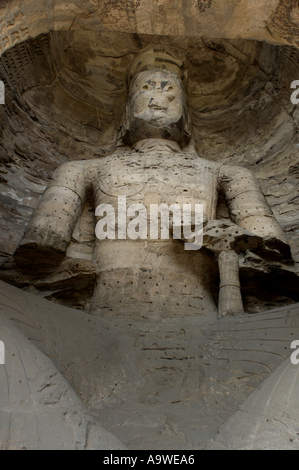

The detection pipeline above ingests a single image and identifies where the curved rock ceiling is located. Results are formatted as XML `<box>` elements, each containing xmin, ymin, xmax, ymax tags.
<box><xmin>0</xmin><ymin>28</ymin><xmax>299</xmax><ymax>312</ymax></box>
<box><xmin>1</xmin><ymin>0</ymin><xmax>299</xmax><ymax>53</ymax></box>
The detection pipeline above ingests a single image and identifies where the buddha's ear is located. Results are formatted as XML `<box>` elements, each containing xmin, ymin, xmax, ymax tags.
<box><xmin>182</xmin><ymin>69</ymin><xmax>188</xmax><ymax>89</ymax></box>
<box><xmin>183</xmin><ymin>108</ymin><xmax>192</xmax><ymax>145</ymax></box>
<box><xmin>118</xmin><ymin>102</ymin><xmax>131</xmax><ymax>145</ymax></box>
<box><xmin>181</xmin><ymin>70</ymin><xmax>191</xmax><ymax>144</ymax></box>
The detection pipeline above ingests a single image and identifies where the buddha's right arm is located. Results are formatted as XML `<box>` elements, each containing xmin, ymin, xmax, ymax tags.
<box><xmin>15</xmin><ymin>161</ymin><xmax>87</xmax><ymax>267</ymax></box>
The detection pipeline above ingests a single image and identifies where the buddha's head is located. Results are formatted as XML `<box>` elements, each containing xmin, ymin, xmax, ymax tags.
<box><xmin>121</xmin><ymin>47</ymin><xmax>192</xmax><ymax>148</ymax></box>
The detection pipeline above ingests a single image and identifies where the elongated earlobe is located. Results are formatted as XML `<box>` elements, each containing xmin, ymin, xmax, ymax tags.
<box><xmin>183</xmin><ymin>108</ymin><xmax>192</xmax><ymax>145</ymax></box>
<box><xmin>119</xmin><ymin>102</ymin><xmax>131</xmax><ymax>145</ymax></box>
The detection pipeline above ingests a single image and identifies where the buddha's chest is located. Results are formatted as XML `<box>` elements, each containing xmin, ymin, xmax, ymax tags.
<box><xmin>92</xmin><ymin>153</ymin><xmax>219</xmax><ymax>205</ymax></box>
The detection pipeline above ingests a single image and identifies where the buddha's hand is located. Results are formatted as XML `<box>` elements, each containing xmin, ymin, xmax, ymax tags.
<box><xmin>202</xmin><ymin>219</ymin><xmax>292</xmax><ymax>263</ymax></box>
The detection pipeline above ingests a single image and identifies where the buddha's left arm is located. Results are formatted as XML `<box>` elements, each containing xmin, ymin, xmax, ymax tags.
<box><xmin>219</xmin><ymin>164</ymin><xmax>291</xmax><ymax>259</ymax></box>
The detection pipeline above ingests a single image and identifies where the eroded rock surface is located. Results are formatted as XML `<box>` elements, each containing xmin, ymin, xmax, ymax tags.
<box><xmin>1</xmin><ymin>0</ymin><xmax>299</xmax><ymax>56</ymax></box>
<box><xmin>0</xmin><ymin>304</ymin><xmax>126</xmax><ymax>450</ymax></box>
<box><xmin>0</xmin><ymin>280</ymin><xmax>298</xmax><ymax>449</ymax></box>
<box><xmin>207</xmin><ymin>358</ymin><xmax>299</xmax><ymax>450</ymax></box>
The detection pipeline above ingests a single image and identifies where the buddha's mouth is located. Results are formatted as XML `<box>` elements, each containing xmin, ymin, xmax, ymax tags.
<box><xmin>148</xmin><ymin>104</ymin><xmax>168</xmax><ymax>111</ymax></box>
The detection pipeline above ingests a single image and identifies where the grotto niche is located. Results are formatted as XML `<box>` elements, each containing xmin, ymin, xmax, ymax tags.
<box><xmin>1</xmin><ymin>26</ymin><xmax>299</xmax><ymax>450</ymax></box>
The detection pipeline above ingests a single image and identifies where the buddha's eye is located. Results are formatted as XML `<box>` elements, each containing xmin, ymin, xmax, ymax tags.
<box><xmin>168</xmin><ymin>86</ymin><xmax>174</xmax><ymax>91</ymax></box>
<box><xmin>142</xmin><ymin>85</ymin><xmax>149</xmax><ymax>90</ymax></box>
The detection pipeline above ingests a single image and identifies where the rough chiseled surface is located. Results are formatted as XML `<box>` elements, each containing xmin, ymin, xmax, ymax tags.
<box><xmin>2</xmin><ymin>0</ymin><xmax>299</xmax><ymax>57</ymax></box>
<box><xmin>0</xmin><ymin>280</ymin><xmax>299</xmax><ymax>449</ymax></box>
<box><xmin>207</xmin><ymin>358</ymin><xmax>299</xmax><ymax>450</ymax></box>
<box><xmin>0</xmin><ymin>301</ymin><xmax>126</xmax><ymax>450</ymax></box>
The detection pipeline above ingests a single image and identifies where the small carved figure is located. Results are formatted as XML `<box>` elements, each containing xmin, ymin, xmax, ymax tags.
<box><xmin>196</xmin><ymin>0</ymin><xmax>213</xmax><ymax>14</ymax></box>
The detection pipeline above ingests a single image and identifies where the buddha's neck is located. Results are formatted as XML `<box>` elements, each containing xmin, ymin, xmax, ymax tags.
<box><xmin>133</xmin><ymin>138</ymin><xmax>182</xmax><ymax>154</ymax></box>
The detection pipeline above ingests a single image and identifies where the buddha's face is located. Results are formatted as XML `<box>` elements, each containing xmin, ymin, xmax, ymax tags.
<box><xmin>126</xmin><ymin>70</ymin><xmax>190</xmax><ymax>147</ymax></box>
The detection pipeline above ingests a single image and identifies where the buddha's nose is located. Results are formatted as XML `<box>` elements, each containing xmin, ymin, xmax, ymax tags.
<box><xmin>148</xmin><ymin>95</ymin><xmax>166</xmax><ymax>109</ymax></box>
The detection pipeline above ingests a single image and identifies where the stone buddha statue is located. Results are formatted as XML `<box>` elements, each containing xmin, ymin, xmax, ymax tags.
<box><xmin>15</xmin><ymin>46</ymin><xmax>291</xmax><ymax>319</ymax></box>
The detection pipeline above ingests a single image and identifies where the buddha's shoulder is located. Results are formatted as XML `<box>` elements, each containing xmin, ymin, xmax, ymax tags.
<box><xmin>83</xmin><ymin>150</ymin><xmax>224</xmax><ymax>172</ymax></box>
<box><xmin>92</xmin><ymin>149</ymin><xmax>140</xmax><ymax>163</ymax></box>
<box><xmin>219</xmin><ymin>162</ymin><xmax>255</xmax><ymax>179</ymax></box>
